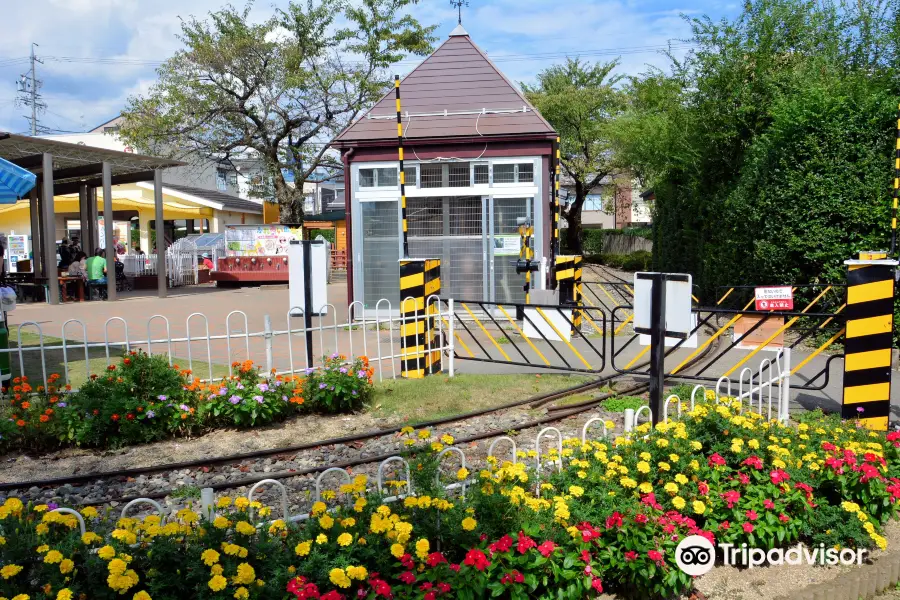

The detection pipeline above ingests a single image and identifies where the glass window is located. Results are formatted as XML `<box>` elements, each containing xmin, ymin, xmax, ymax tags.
<box><xmin>448</xmin><ymin>162</ymin><xmax>470</xmax><ymax>187</ymax></box>
<box><xmin>493</xmin><ymin>164</ymin><xmax>516</xmax><ymax>184</ymax></box>
<box><xmin>517</xmin><ymin>163</ymin><xmax>534</xmax><ymax>183</ymax></box>
<box><xmin>376</xmin><ymin>167</ymin><xmax>397</xmax><ymax>187</ymax></box>
<box><xmin>473</xmin><ymin>163</ymin><xmax>489</xmax><ymax>185</ymax></box>
<box><xmin>361</xmin><ymin>201</ymin><xmax>399</xmax><ymax>307</ymax></box>
<box><xmin>216</xmin><ymin>170</ymin><xmax>228</xmax><ymax>192</ymax></box>
<box><xmin>584</xmin><ymin>194</ymin><xmax>603</xmax><ymax>211</ymax></box>
<box><xmin>402</xmin><ymin>166</ymin><xmax>417</xmax><ymax>188</ymax></box>
<box><xmin>359</xmin><ymin>169</ymin><xmax>375</xmax><ymax>187</ymax></box>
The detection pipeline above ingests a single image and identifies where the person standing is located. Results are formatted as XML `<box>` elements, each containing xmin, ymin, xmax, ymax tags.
<box><xmin>58</xmin><ymin>240</ymin><xmax>72</xmax><ymax>270</ymax></box>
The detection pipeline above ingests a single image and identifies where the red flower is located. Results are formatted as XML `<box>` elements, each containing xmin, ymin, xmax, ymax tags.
<box><xmin>708</xmin><ymin>453</ymin><xmax>726</xmax><ymax>467</ymax></box>
<box><xmin>778</xmin><ymin>513</ymin><xmax>789</xmax><ymax>523</ymax></box>
<box><xmin>321</xmin><ymin>592</ymin><xmax>342</xmax><ymax>600</ymax></box>
<box><xmin>398</xmin><ymin>571</ymin><xmax>415</xmax><ymax>585</ymax></box>
<box><xmin>107</xmin><ymin>364</ymin><xmax>116</xmax><ymax>371</ymax></box>
<box><xmin>821</xmin><ymin>441</ymin><xmax>836</xmax><ymax>451</ymax></box>
<box><xmin>859</xmin><ymin>463</ymin><xmax>880</xmax><ymax>483</ymax></box>
<box><xmin>93</xmin><ymin>409</ymin><xmax>99</xmax><ymax>415</ymax></box>
<box><xmin>111</xmin><ymin>414</ymin><xmax>120</xmax><ymax>421</ymax></box>
<box><xmin>419</xmin><ymin>583</ymin><xmax>432</xmax><ymax>591</ymax></box>
<box><xmin>742</xmin><ymin>455</ymin><xmax>763</xmax><ymax>470</ymax></box>
<box><xmin>537</xmin><ymin>541</ymin><xmax>557</xmax><ymax>557</ymax></box>
<box><xmin>738</xmin><ymin>472</ymin><xmax>750</xmax><ymax>485</ymax></box>
<box><xmin>624</xmin><ymin>551</ymin><xmax>638</xmax><ymax>562</ymax></box>
<box><xmin>463</xmin><ymin>549</ymin><xmax>491</xmax><ymax>571</ymax></box>
<box><xmin>126</xmin><ymin>413</ymin><xmax>135</xmax><ymax>421</ymax></box>
<box><xmin>605</xmin><ymin>512</ymin><xmax>624</xmax><ymax>529</ymax></box>
<box><xmin>763</xmin><ymin>499</ymin><xmax>775</xmax><ymax>510</ymax></box>
<box><xmin>448</xmin><ymin>564</ymin><xmax>460</xmax><ymax>573</ymax></box>
<box><xmin>424</xmin><ymin>592</ymin><xmax>436</xmax><ymax>600</ymax></box>
<box><xmin>591</xmin><ymin>578</ymin><xmax>604</xmax><ymax>593</ymax></box>
<box><xmin>742</xmin><ymin>522</ymin><xmax>755</xmax><ymax>533</ymax></box>
<box><xmin>516</xmin><ymin>531</ymin><xmax>536</xmax><ymax>554</ymax></box>
<box><xmin>697</xmin><ymin>481</ymin><xmax>709</xmax><ymax>495</ymax></box>
<box><xmin>770</xmin><ymin>469</ymin><xmax>790</xmax><ymax>485</ymax></box>
<box><xmin>123</xmin><ymin>358</ymin><xmax>131</xmax><ymax>366</ymax></box>
<box><xmin>580</xmin><ymin>550</ymin><xmax>591</xmax><ymax>563</ymax></box>
<box><xmin>634</xmin><ymin>513</ymin><xmax>649</xmax><ymax>524</ymax></box>
<box><xmin>647</xmin><ymin>550</ymin><xmax>664</xmax><ymax>565</ymax></box>
<box><xmin>745</xmin><ymin>509</ymin><xmax>758</xmax><ymax>521</ymax></box>
<box><xmin>719</xmin><ymin>521</ymin><xmax>731</xmax><ymax>530</ymax></box>
<box><xmin>372</xmin><ymin>580</ymin><xmax>391</xmax><ymax>597</ymax></box>
<box><xmin>437</xmin><ymin>582</ymin><xmax>451</xmax><ymax>594</ymax></box>
<box><xmin>721</xmin><ymin>490</ymin><xmax>740</xmax><ymax>508</ymax></box>
<box><xmin>488</xmin><ymin>535</ymin><xmax>513</xmax><ymax>554</ymax></box>
<box><xmin>500</xmin><ymin>570</ymin><xmax>524</xmax><ymax>585</ymax></box>
<box><xmin>425</xmin><ymin>552</ymin><xmax>447</xmax><ymax>567</ymax></box>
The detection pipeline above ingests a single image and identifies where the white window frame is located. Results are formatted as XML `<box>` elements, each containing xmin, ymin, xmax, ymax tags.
<box><xmin>491</xmin><ymin>159</ymin><xmax>538</xmax><ymax>187</ymax></box>
<box><xmin>358</xmin><ymin>164</ymin><xmax>400</xmax><ymax>190</ymax></box>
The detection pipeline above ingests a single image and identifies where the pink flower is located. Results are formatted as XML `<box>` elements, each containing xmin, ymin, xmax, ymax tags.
<box><xmin>634</xmin><ymin>513</ymin><xmax>649</xmax><ymax>524</ymax></box>
<box><xmin>779</xmin><ymin>514</ymin><xmax>789</xmax><ymax>523</ymax></box>
<box><xmin>537</xmin><ymin>541</ymin><xmax>557</xmax><ymax>557</ymax></box>
<box><xmin>738</xmin><ymin>472</ymin><xmax>750</xmax><ymax>485</ymax></box>
<box><xmin>697</xmin><ymin>481</ymin><xmax>709</xmax><ymax>495</ymax></box>
<box><xmin>398</xmin><ymin>571</ymin><xmax>415</xmax><ymax>585</ymax></box>
<box><xmin>770</xmin><ymin>469</ymin><xmax>790</xmax><ymax>485</ymax></box>
<box><xmin>708</xmin><ymin>453</ymin><xmax>726</xmax><ymax>467</ymax></box>
<box><xmin>624</xmin><ymin>551</ymin><xmax>638</xmax><ymax>562</ymax></box>
<box><xmin>591</xmin><ymin>578</ymin><xmax>604</xmax><ymax>593</ymax></box>
<box><xmin>742</xmin><ymin>522</ymin><xmax>755</xmax><ymax>534</ymax></box>
<box><xmin>647</xmin><ymin>550</ymin><xmax>664</xmax><ymax>565</ymax></box>
<box><xmin>763</xmin><ymin>499</ymin><xmax>775</xmax><ymax>510</ymax></box>
<box><xmin>745</xmin><ymin>509</ymin><xmax>758</xmax><ymax>521</ymax></box>
<box><xmin>605</xmin><ymin>512</ymin><xmax>624</xmax><ymax>529</ymax></box>
<box><xmin>516</xmin><ymin>531</ymin><xmax>536</xmax><ymax>554</ymax></box>
<box><xmin>721</xmin><ymin>490</ymin><xmax>741</xmax><ymax>508</ymax></box>
<box><xmin>580</xmin><ymin>550</ymin><xmax>591</xmax><ymax>563</ymax></box>
<box><xmin>719</xmin><ymin>521</ymin><xmax>731</xmax><ymax>530</ymax></box>
<box><xmin>742</xmin><ymin>455</ymin><xmax>763</xmax><ymax>470</ymax></box>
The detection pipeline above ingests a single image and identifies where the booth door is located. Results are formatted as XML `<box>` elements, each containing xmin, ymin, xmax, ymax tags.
<box><xmin>489</xmin><ymin>197</ymin><xmax>531</xmax><ymax>305</ymax></box>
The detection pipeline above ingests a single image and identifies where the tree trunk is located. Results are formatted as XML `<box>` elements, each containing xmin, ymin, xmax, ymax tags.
<box><xmin>274</xmin><ymin>175</ymin><xmax>304</xmax><ymax>224</ymax></box>
<box><xmin>564</xmin><ymin>210</ymin><xmax>583</xmax><ymax>255</ymax></box>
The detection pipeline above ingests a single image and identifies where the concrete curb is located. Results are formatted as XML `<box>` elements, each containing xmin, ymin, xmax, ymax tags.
<box><xmin>774</xmin><ymin>552</ymin><xmax>900</xmax><ymax>600</ymax></box>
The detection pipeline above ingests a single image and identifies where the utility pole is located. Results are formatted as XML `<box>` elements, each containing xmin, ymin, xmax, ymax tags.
<box><xmin>16</xmin><ymin>43</ymin><xmax>46</xmax><ymax>136</ymax></box>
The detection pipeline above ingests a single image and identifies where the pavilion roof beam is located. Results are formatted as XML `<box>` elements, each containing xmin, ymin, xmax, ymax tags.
<box><xmin>53</xmin><ymin>170</ymin><xmax>157</xmax><ymax>196</ymax></box>
<box><xmin>10</xmin><ymin>154</ymin><xmax>43</xmax><ymax>169</ymax></box>
<box><xmin>43</xmin><ymin>162</ymin><xmax>104</xmax><ymax>182</ymax></box>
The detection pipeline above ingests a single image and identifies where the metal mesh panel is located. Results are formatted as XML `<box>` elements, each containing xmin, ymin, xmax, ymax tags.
<box><xmin>408</xmin><ymin>196</ymin><xmax>484</xmax><ymax>299</ymax></box>
<box><xmin>474</xmin><ymin>163</ymin><xmax>489</xmax><ymax>184</ymax></box>
<box><xmin>493</xmin><ymin>164</ymin><xmax>515</xmax><ymax>183</ymax></box>
<box><xmin>420</xmin><ymin>164</ymin><xmax>443</xmax><ymax>188</ymax></box>
<box><xmin>517</xmin><ymin>163</ymin><xmax>534</xmax><ymax>183</ymax></box>
<box><xmin>361</xmin><ymin>201</ymin><xmax>399</xmax><ymax>308</ymax></box>
<box><xmin>359</xmin><ymin>169</ymin><xmax>375</xmax><ymax>187</ymax></box>
<box><xmin>448</xmin><ymin>162</ymin><xmax>470</xmax><ymax>187</ymax></box>
<box><xmin>377</xmin><ymin>168</ymin><xmax>398</xmax><ymax>187</ymax></box>
<box><xmin>493</xmin><ymin>197</ymin><xmax>530</xmax><ymax>304</ymax></box>
<box><xmin>403</xmin><ymin>166</ymin><xmax>417</xmax><ymax>188</ymax></box>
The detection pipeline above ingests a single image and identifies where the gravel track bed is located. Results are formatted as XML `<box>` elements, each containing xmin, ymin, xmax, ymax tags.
<box><xmin>0</xmin><ymin>403</ymin><xmax>623</xmax><ymax>512</ymax></box>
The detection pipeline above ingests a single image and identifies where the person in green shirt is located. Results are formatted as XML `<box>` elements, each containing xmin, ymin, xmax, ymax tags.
<box><xmin>85</xmin><ymin>249</ymin><xmax>108</xmax><ymax>284</ymax></box>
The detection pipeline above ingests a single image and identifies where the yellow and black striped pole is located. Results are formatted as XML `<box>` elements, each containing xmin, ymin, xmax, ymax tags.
<box><xmin>841</xmin><ymin>251</ymin><xmax>897</xmax><ymax>430</ymax></box>
<box><xmin>518</xmin><ymin>220</ymin><xmax>535</xmax><ymax>303</ymax></box>
<box><xmin>893</xmin><ymin>103</ymin><xmax>899</xmax><ymax>257</ymax></box>
<box><xmin>550</xmin><ymin>136</ymin><xmax>561</xmax><ymax>288</ymax></box>
<box><xmin>555</xmin><ymin>255</ymin><xmax>582</xmax><ymax>334</ymax></box>
<box><xmin>399</xmin><ymin>259</ymin><xmax>441</xmax><ymax>378</ymax></box>
<box><xmin>396</xmin><ymin>75</ymin><xmax>409</xmax><ymax>258</ymax></box>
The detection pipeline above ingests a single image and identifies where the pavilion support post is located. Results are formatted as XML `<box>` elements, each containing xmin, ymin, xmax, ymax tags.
<box><xmin>153</xmin><ymin>169</ymin><xmax>167</xmax><ymax>298</ymax></box>
<box><xmin>78</xmin><ymin>184</ymin><xmax>89</xmax><ymax>253</ymax></box>
<box><xmin>41</xmin><ymin>153</ymin><xmax>60</xmax><ymax>305</ymax></box>
<box><xmin>102</xmin><ymin>162</ymin><xmax>116</xmax><ymax>302</ymax></box>
<box><xmin>28</xmin><ymin>187</ymin><xmax>42</xmax><ymax>277</ymax></box>
<box><xmin>87</xmin><ymin>187</ymin><xmax>99</xmax><ymax>253</ymax></box>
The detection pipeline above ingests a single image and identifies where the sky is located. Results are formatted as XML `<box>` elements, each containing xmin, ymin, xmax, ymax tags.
<box><xmin>0</xmin><ymin>0</ymin><xmax>739</xmax><ymax>136</ymax></box>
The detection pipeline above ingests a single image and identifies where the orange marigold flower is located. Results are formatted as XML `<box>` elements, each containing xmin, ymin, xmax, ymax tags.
<box><xmin>12</xmin><ymin>376</ymin><xmax>21</xmax><ymax>384</ymax></box>
<box><xmin>22</xmin><ymin>384</ymin><xmax>33</xmax><ymax>393</ymax></box>
<box><xmin>39</xmin><ymin>415</ymin><xmax>49</xmax><ymax>423</ymax></box>
<box><xmin>16</xmin><ymin>420</ymin><xmax>25</xmax><ymax>427</ymax></box>
<box><xmin>20</xmin><ymin>401</ymin><xmax>30</xmax><ymax>410</ymax></box>
<box><xmin>44</xmin><ymin>408</ymin><xmax>53</xmax><ymax>415</ymax></box>
<box><xmin>49</xmin><ymin>396</ymin><xmax>59</xmax><ymax>404</ymax></box>
<box><xmin>181</xmin><ymin>413</ymin><xmax>188</xmax><ymax>420</ymax></box>
<box><xmin>12</xmin><ymin>385</ymin><xmax>21</xmax><ymax>392</ymax></box>
<box><xmin>90</xmin><ymin>374</ymin><xmax>98</xmax><ymax>380</ymax></box>
<box><xmin>123</xmin><ymin>358</ymin><xmax>132</xmax><ymax>366</ymax></box>
<box><xmin>136</xmin><ymin>406</ymin><xmax>143</xmax><ymax>412</ymax></box>
<box><xmin>65</xmin><ymin>384</ymin><xmax>72</xmax><ymax>391</ymax></box>
<box><xmin>111</xmin><ymin>414</ymin><xmax>120</xmax><ymax>422</ymax></box>
<box><xmin>107</xmin><ymin>365</ymin><xmax>116</xmax><ymax>371</ymax></box>
<box><xmin>14</xmin><ymin>394</ymin><xmax>21</xmax><ymax>401</ymax></box>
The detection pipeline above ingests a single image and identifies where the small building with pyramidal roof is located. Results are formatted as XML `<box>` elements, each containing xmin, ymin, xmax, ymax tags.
<box><xmin>332</xmin><ymin>24</ymin><xmax>558</xmax><ymax>311</ymax></box>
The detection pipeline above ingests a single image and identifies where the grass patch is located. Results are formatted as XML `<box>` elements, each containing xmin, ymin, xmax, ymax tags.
<box><xmin>602</xmin><ymin>395</ymin><xmax>646</xmax><ymax>413</ymax></box>
<box><xmin>550</xmin><ymin>387</ymin><xmax>613</xmax><ymax>408</ymax></box>
<box><xmin>369</xmin><ymin>373</ymin><xmax>595</xmax><ymax>423</ymax></box>
<box><xmin>8</xmin><ymin>325</ymin><xmax>231</xmax><ymax>389</ymax></box>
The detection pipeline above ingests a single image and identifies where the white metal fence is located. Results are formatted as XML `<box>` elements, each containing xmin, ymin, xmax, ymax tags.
<box><xmin>7</xmin><ymin>297</ymin><xmax>455</xmax><ymax>391</ymax></box>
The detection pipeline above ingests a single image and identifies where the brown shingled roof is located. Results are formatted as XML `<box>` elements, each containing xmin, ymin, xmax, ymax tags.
<box><xmin>333</xmin><ymin>28</ymin><xmax>556</xmax><ymax>145</ymax></box>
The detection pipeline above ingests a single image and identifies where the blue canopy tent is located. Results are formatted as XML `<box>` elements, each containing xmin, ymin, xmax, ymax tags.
<box><xmin>0</xmin><ymin>156</ymin><xmax>37</xmax><ymax>203</ymax></box>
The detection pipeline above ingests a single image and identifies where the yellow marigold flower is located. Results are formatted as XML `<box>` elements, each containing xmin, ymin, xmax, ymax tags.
<box><xmin>417</xmin><ymin>496</ymin><xmax>432</xmax><ymax>509</ymax></box>
<box><xmin>213</xmin><ymin>516</ymin><xmax>230</xmax><ymax>529</ymax></box>
<box><xmin>462</xmin><ymin>517</ymin><xmax>477</xmax><ymax>531</ymax></box>
<box><xmin>674</xmin><ymin>473</ymin><xmax>688</xmax><ymax>485</ymax></box>
<box><xmin>693</xmin><ymin>501</ymin><xmax>706</xmax><ymax>515</ymax></box>
<box><xmin>441</xmin><ymin>434</ymin><xmax>454</xmax><ymax>445</ymax></box>
<box><xmin>329</xmin><ymin>568</ymin><xmax>351</xmax><ymax>588</ymax></box>
<box><xmin>0</xmin><ymin>565</ymin><xmax>23</xmax><ymax>579</ymax></box>
<box><xmin>0</xmin><ymin>535</ymin><xmax>5</xmax><ymax>545</ymax></box>
<box><xmin>415</xmin><ymin>538</ymin><xmax>430</xmax><ymax>559</ymax></box>
<box><xmin>672</xmin><ymin>496</ymin><xmax>686</xmax><ymax>510</ymax></box>
<box><xmin>108</xmin><ymin>559</ymin><xmax>127</xmax><ymax>576</ymax></box>
<box><xmin>636</xmin><ymin>461</ymin><xmax>651</xmax><ymax>474</ymax></box>
<box><xmin>619</xmin><ymin>477</ymin><xmax>637</xmax><ymax>489</ymax></box>
<box><xmin>235</xmin><ymin>521</ymin><xmax>256</xmax><ymax>536</ymax></box>
<box><xmin>638</xmin><ymin>482</ymin><xmax>653</xmax><ymax>494</ymax></box>
<box><xmin>80</xmin><ymin>506</ymin><xmax>98</xmax><ymax>519</ymax></box>
<box><xmin>664</xmin><ymin>482</ymin><xmax>679</xmax><ymax>495</ymax></box>
<box><xmin>59</xmin><ymin>559</ymin><xmax>74</xmax><ymax>574</ymax></box>
<box><xmin>44</xmin><ymin>550</ymin><xmax>63</xmax><ymax>564</ymax></box>
<box><xmin>233</xmin><ymin>563</ymin><xmax>255</xmax><ymax>585</ymax></box>
<box><xmin>403</xmin><ymin>439</ymin><xmax>416</xmax><ymax>447</ymax></box>
<box><xmin>316</xmin><ymin>534</ymin><xmax>328</xmax><ymax>544</ymax></box>
<box><xmin>568</xmin><ymin>485</ymin><xmax>584</xmax><ymax>498</ymax></box>
<box><xmin>337</xmin><ymin>533</ymin><xmax>353</xmax><ymax>547</ymax></box>
<box><xmin>655</xmin><ymin>439</ymin><xmax>669</xmax><ymax>448</ymax></box>
<box><xmin>319</xmin><ymin>514</ymin><xmax>334</xmax><ymax>530</ymax></box>
<box><xmin>353</xmin><ymin>498</ymin><xmax>367</xmax><ymax>513</ymax></box>
<box><xmin>404</xmin><ymin>496</ymin><xmax>418</xmax><ymax>508</ymax></box>
<box><xmin>417</xmin><ymin>430</ymin><xmax>431</xmax><ymax>440</ymax></box>
<box><xmin>430</xmin><ymin>442</ymin><xmax>444</xmax><ymax>452</ymax></box>
<box><xmin>133</xmin><ymin>591</ymin><xmax>151</xmax><ymax>600</ymax></box>
<box><xmin>56</xmin><ymin>589</ymin><xmax>72</xmax><ymax>600</ymax></box>
<box><xmin>234</xmin><ymin>497</ymin><xmax>250</xmax><ymax>511</ymax></box>
<box><xmin>391</xmin><ymin>543</ymin><xmax>405</xmax><ymax>558</ymax></box>
<box><xmin>340</xmin><ymin>518</ymin><xmax>356</xmax><ymax>528</ymax></box>
<box><xmin>208</xmin><ymin>575</ymin><xmax>228</xmax><ymax>592</ymax></box>
<box><xmin>35</xmin><ymin>524</ymin><xmax>49</xmax><ymax>535</ymax></box>
<box><xmin>457</xmin><ymin>467</ymin><xmax>470</xmax><ymax>481</ymax></box>
<box><xmin>658</xmin><ymin>462</ymin><xmax>671</xmax><ymax>472</ymax></box>
<box><xmin>81</xmin><ymin>532</ymin><xmax>102</xmax><ymax>545</ymax></box>
<box><xmin>98</xmin><ymin>545</ymin><xmax>115</xmax><ymax>560</ymax></box>
<box><xmin>400</xmin><ymin>426</ymin><xmax>414</xmax><ymax>435</ymax></box>
<box><xmin>211</xmin><ymin>564</ymin><xmax>224</xmax><ymax>576</ymax></box>
<box><xmin>12</xmin><ymin>595</ymin><xmax>29</xmax><ymax>600</ymax></box>
<box><xmin>346</xmin><ymin>565</ymin><xmax>368</xmax><ymax>581</ymax></box>
<box><xmin>639</xmin><ymin>452</ymin><xmax>651</xmax><ymax>461</ymax></box>
<box><xmin>201</xmin><ymin>549</ymin><xmax>220</xmax><ymax>566</ymax></box>
<box><xmin>234</xmin><ymin>587</ymin><xmax>249</xmax><ymax>600</ymax></box>
<box><xmin>690</xmin><ymin>441</ymin><xmax>702</xmax><ymax>451</ymax></box>
<box><xmin>689</xmin><ymin>460</ymin><xmax>699</xmax><ymax>471</ymax></box>
<box><xmin>295</xmin><ymin>541</ymin><xmax>312</xmax><ymax>557</ymax></box>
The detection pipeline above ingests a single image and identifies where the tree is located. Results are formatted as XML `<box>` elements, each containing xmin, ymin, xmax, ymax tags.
<box><xmin>119</xmin><ymin>0</ymin><xmax>435</xmax><ymax>223</ymax></box>
<box><xmin>523</xmin><ymin>58</ymin><xmax>624</xmax><ymax>254</ymax></box>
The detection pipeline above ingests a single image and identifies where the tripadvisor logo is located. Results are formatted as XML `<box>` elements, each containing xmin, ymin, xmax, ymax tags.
<box><xmin>675</xmin><ymin>535</ymin><xmax>867</xmax><ymax>576</ymax></box>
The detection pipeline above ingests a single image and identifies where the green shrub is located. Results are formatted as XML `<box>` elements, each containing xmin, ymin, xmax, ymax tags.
<box><xmin>621</xmin><ymin>250</ymin><xmax>652</xmax><ymax>271</ymax></box>
<box><xmin>602</xmin><ymin>395</ymin><xmax>645</xmax><ymax>412</ymax></box>
<box><xmin>582</xmin><ymin>229</ymin><xmax>604</xmax><ymax>255</ymax></box>
<box><xmin>302</xmin><ymin>354</ymin><xmax>373</xmax><ymax>414</ymax></box>
<box><xmin>201</xmin><ymin>360</ymin><xmax>305</xmax><ymax>428</ymax></box>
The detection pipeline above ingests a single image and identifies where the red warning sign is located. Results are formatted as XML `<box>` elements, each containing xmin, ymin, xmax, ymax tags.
<box><xmin>754</xmin><ymin>286</ymin><xmax>794</xmax><ymax>311</ymax></box>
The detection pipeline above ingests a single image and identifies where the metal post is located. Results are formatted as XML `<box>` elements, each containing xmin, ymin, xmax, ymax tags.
<box><xmin>102</xmin><ymin>162</ymin><xmax>116</xmax><ymax>301</ymax></box>
<box><xmin>28</xmin><ymin>187</ymin><xmax>41</xmax><ymax>277</ymax></box>
<box><xmin>447</xmin><ymin>298</ymin><xmax>455</xmax><ymax>378</ymax></box>
<box><xmin>395</xmin><ymin>75</ymin><xmax>409</xmax><ymax>258</ymax></box>
<box><xmin>263</xmin><ymin>314</ymin><xmax>274</xmax><ymax>373</ymax></box>
<box><xmin>41</xmin><ymin>153</ymin><xmax>60</xmax><ymax>305</ymax></box>
<box><xmin>780</xmin><ymin>347</ymin><xmax>791</xmax><ymax>424</ymax></box>
<box><xmin>78</xmin><ymin>184</ymin><xmax>89</xmax><ymax>251</ymax></box>
<box><xmin>623</xmin><ymin>408</ymin><xmax>635</xmax><ymax>433</ymax></box>
<box><xmin>87</xmin><ymin>187</ymin><xmax>99</xmax><ymax>253</ymax></box>
<box><xmin>302</xmin><ymin>240</ymin><xmax>314</xmax><ymax>367</ymax></box>
<box><xmin>153</xmin><ymin>170</ymin><xmax>166</xmax><ymax>298</ymax></box>
<box><xmin>200</xmin><ymin>487</ymin><xmax>215</xmax><ymax>521</ymax></box>
<box><xmin>648</xmin><ymin>273</ymin><xmax>666</xmax><ymax>425</ymax></box>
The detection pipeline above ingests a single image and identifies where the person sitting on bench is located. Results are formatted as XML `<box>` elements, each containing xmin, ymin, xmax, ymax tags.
<box><xmin>85</xmin><ymin>249</ymin><xmax>108</xmax><ymax>297</ymax></box>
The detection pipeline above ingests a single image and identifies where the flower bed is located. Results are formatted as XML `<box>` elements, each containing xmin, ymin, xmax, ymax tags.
<box><xmin>1</xmin><ymin>397</ymin><xmax>899</xmax><ymax>600</ymax></box>
<box><xmin>0</xmin><ymin>352</ymin><xmax>374</xmax><ymax>453</ymax></box>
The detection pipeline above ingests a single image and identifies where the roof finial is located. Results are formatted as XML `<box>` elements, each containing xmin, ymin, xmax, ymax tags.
<box><xmin>450</xmin><ymin>0</ymin><xmax>468</xmax><ymax>25</ymax></box>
